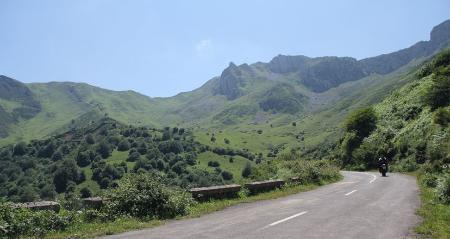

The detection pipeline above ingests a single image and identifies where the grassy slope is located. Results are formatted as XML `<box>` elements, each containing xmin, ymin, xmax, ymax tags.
<box><xmin>415</xmin><ymin>173</ymin><xmax>450</xmax><ymax>239</ymax></box>
<box><xmin>192</xmin><ymin>60</ymin><xmax>425</xmax><ymax>156</ymax></box>
<box><xmin>195</xmin><ymin>151</ymin><xmax>255</xmax><ymax>182</ymax></box>
<box><xmin>0</xmin><ymin>53</ymin><xmax>427</xmax><ymax>154</ymax></box>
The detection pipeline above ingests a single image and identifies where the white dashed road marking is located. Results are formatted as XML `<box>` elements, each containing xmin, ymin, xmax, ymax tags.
<box><xmin>366</xmin><ymin>173</ymin><xmax>377</xmax><ymax>183</ymax></box>
<box><xmin>265</xmin><ymin>211</ymin><xmax>308</xmax><ymax>228</ymax></box>
<box><xmin>345</xmin><ymin>190</ymin><xmax>358</xmax><ymax>196</ymax></box>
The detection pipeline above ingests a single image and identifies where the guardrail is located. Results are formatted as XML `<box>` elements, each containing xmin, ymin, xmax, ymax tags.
<box><xmin>82</xmin><ymin>197</ymin><xmax>105</xmax><ymax>209</ymax></box>
<box><xmin>244</xmin><ymin>179</ymin><xmax>285</xmax><ymax>194</ymax></box>
<box><xmin>15</xmin><ymin>178</ymin><xmax>295</xmax><ymax>206</ymax></box>
<box><xmin>13</xmin><ymin>201</ymin><xmax>60</xmax><ymax>212</ymax></box>
<box><xmin>190</xmin><ymin>184</ymin><xmax>242</xmax><ymax>200</ymax></box>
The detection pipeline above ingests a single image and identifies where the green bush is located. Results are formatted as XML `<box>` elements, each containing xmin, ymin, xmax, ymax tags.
<box><xmin>344</xmin><ymin>107</ymin><xmax>377</xmax><ymax>138</ymax></box>
<box><xmin>436</xmin><ymin>174</ymin><xmax>450</xmax><ymax>204</ymax></box>
<box><xmin>422</xmin><ymin>173</ymin><xmax>438</xmax><ymax>188</ymax></box>
<box><xmin>104</xmin><ymin>173</ymin><xmax>194</xmax><ymax>219</ymax></box>
<box><xmin>251</xmin><ymin>152</ymin><xmax>341</xmax><ymax>184</ymax></box>
<box><xmin>117</xmin><ymin>140</ymin><xmax>130</xmax><ymax>151</ymax></box>
<box><xmin>433</xmin><ymin>108</ymin><xmax>450</xmax><ymax>126</ymax></box>
<box><xmin>424</xmin><ymin>75</ymin><xmax>450</xmax><ymax>110</ymax></box>
<box><xmin>207</xmin><ymin>161</ymin><xmax>220</xmax><ymax>167</ymax></box>
<box><xmin>221</xmin><ymin>170</ymin><xmax>233</xmax><ymax>180</ymax></box>
<box><xmin>242</xmin><ymin>162</ymin><xmax>252</xmax><ymax>178</ymax></box>
<box><xmin>0</xmin><ymin>202</ymin><xmax>78</xmax><ymax>238</ymax></box>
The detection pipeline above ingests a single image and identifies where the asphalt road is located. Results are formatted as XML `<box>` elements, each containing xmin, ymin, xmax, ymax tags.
<box><xmin>103</xmin><ymin>171</ymin><xmax>420</xmax><ymax>239</ymax></box>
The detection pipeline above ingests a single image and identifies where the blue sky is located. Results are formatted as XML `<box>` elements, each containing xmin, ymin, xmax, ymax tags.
<box><xmin>1</xmin><ymin>0</ymin><xmax>449</xmax><ymax>97</ymax></box>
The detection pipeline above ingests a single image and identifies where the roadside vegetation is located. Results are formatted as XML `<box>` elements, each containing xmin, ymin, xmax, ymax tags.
<box><xmin>415</xmin><ymin>171</ymin><xmax>450</xmax><ymax>238</ymax></box>
<box><xmin>0</xmin><ymin>151</ymin><xmax>341</xmax><ymax>238</ymax></box>
<box><xmin>329</xmin><ymin>49</ymin><xmax>450</xmax><ymax>239</ymax></box>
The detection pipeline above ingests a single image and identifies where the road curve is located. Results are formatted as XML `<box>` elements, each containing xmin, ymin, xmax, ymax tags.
<box><xmin>103</xmin><ymin>171</ymin><xmax>420</xmax><ymax>239</ymax></box>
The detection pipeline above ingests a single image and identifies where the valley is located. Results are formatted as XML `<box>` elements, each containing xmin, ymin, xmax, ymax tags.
<box><xmin>0</xmin><ymin>18</ymin><xmax>449</xmax><ymax>239</ymax></box>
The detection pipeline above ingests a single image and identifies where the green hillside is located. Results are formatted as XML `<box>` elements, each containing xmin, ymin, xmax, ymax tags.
<box><xmin>0</xmin><ymin>117</ymin><xmax>263</xmax><ymax>202</ymax></box>
<box><xmin>329</xmin><ymin>49</ymin><xmax>450</xmax><ymax>238</ymax></box>
<box><xmin>1</xmin><ymin>20</ymin><xmax>450</xmax><ymax>148</ymax></box>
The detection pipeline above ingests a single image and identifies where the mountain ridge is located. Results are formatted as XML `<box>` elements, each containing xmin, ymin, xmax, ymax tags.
<box><xmin>1</xmin><ymin>19</ymin><xmax>450</xmax><ymax>147</ymax></box>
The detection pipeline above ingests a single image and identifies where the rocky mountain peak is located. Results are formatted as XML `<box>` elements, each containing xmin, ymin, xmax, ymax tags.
<box><xmin>216</xmin><ymin>62</ymin><xmax>244</xmax><ymax>100</ymax></box>
<box><xmin>430</xmin><ymin>19</ymin><xmax>450</xmax><ymax>46</ymax></box>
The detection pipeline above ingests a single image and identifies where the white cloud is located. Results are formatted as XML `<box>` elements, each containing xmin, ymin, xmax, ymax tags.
<box><xmin>195</xmin><ymin>39</ymin><xmax>213</xmax><ymax>53</ymax></box>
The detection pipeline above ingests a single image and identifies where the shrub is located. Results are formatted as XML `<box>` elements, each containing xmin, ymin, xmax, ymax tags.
<box><xmin>251</xmin><ymin>151</ymin><xmax>341</xmax><ymax>184</ymax></box>
<box><xmin>117</xmin><ymin>140</ymin><xmax>130</xmax><ymax>151</ymax></box>
<box><xmin>242</xmin><ymin>162</ymin><xmax>252</xmax><ymax>178</ymax></box>
<box><xmin>79</xmin><ymin>187</ymin><xmax>92</xmax><ymax>198</ymax></box>
<box><xmin>436</xmin><ymin>174</ymin><xmax>450</xmax><ymax>204</ymax></box>
<box><xmin>422</xmin><ymin>173</ymin><xmax>438</xmax><ymax>188</ymax></box>
<box><xmin>127</xmin><ymin>151</ymin><xmax>140</xmax><ymax>162</ymax></box>
<box><xmin>344</xmin><ymin>107</ymin><xmax>377</xmax><ymax>138</ymax></box>
<box><xmin>104</xmin><ymin>173</ymin><xmax>194</xmax><ymax>219</ymax></box>
<box><xmin>433</xmin><ymin>108</ymin><xmax>450</xmax><ymax>126</ymax></box>
<box><xmin>96</xmin><ymin>141</ymin><xmax>112</xmax><ymax>159</ymax></box>
<box><xmin>12</xmin><ymin>142</ymin><xmax>27</xmax><ymax>156</ymax></box>
<box><xmin>207</xmin><ymin>161</ymin><xmax>220</xmax><ymax>167</ymax></box>
<box><xmin>85</xmin><ymin>134</ymin><xmax>95</xmax><ymax>144</ymax></box>
<box><xmin>0</xmin><ymin>202</ymin><xmax>78</xmax><ymax>238</ymax></box>
<box><xmin>221</xmin><ymin>170</ymin><xmax>233</xmax><ymax>180</ymax></box>
<box><xmin>424</xmin><ymin>75</ymin><xmax>450</xmax><ymax>110</ymax></box>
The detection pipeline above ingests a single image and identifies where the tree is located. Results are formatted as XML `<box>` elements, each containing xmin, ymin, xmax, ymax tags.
<box><xmin>422</xmin><ymin>49</ymin><xmax>450</xmax><ymax>109</ymax></box>
<box><xmin>127</xmin><ymin>151</ymin><xmax>141</xmax><ymax>162</ymax></box>
<box><xmin>433</xmin><ymin>108</ymin><xmax>450</xmax><ymax>126</ymax></box>
<box><xmin>344</xmin><ymin>107</ymin><xmax>377</xmax><ymax>139</ymax></box>
<box><xmin>85</xmin><ymin>134</ymin><xmax>95</xmax><ymax>144</ymax></box>
<box><xmin>100</xmin><ymin>178</ymin><xmax>111</xmax><ymax>189</ymax></box>
<box><xmin>80</xmin><ymin>187</ymin><xmax>92</xmax><ymax>198</ymax></box>
<box><xmin>257</xmin><ymin>130</ymin><xmax>263</xmax><ymax>134</ymax></box>
<box><xmin>117</xmin><ymin>140</ymin><xmax>130</xmax><ymax>151</ymax></box>
<box><xmin>76</xmin><ymin>151</ymin><xmax>91</xmax><ymax>167</ymax></box>
<box><xmin>424</xmin><ymin>75</ymin><xmax>450</xmax><ymax>109</ymax></box>
<box><xmin>18</xmin><ymin>185</ymin><xmax>39</xmax><ymax>202</ymax></box>
<box><xmin>38</xmin><ymin>141</ymin><xmax>55</xmax><ymax>158</ymax></box>
<box><xmin>137</xmin><ymin>142</ymin><xmax>148</xmax><ymax>155</ymax></box>
<box><xmin>221</xmin><ymin>170</ymin><xmax>233</xmax><ymax>180</ymax></box>
<box><xmin>241</xmin><ymin>162</ymin><xmax>252</xmax><ymax>178</ymax></box>
<box><xmin>158</xmin><ymin>140</ymin><xmax>184</xmax><ymax>154</ymax></box>
<box><xmin>13</xmin><ymin>142</ymin><xmax>27</xmax><ymax>156</ymax></box>
<box><xmin>162</xmin><ymin>129</ymin><xmax>171</xmax><ymax>140</ymax></box>
<box><xmin>51</xmin><ymin>150</ymin><xmax>63</xmax><ymax>161</ymax></box>
<box><xmin>97</xmin><ymin>141</ymin><xmax>111</xmax><ymax>159</ymax></box>
<box><xmin>224</xmin><ymin>138</ymin><xmax>230</xmax><ymax>144</ymax></box>
<box><xmin>292</xmin><ymin>122</ymin><xmax>296</xmax><ymax>126</ymax></box>
<box><xmin>53</xmin><ymin>159</ymin><xmax>80</xmax><ymax>193</ymax></box>
<box><xmin>207</xmin><ymin>161</ymin><xmax>220</xmax><ymax>167</ymax></box>
<box><xmin>210</xmin><ymin>136</ymin><xmax>216</xmax><ymax>142</ymax></box>
<box><xmin>40</xmin><ymin>184</ymin><xmax>56</xmax><ymax>200</ymax></box>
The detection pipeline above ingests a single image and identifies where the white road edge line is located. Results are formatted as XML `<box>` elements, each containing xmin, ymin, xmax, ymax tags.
<box><xmin>266</xmin><ymin>211</ymin><xmax>308</xmax><ymax>227</ymax></box>
<box><xmin>345</xmin><ymin>190</ymin><xmax>357</xmax><ymax>196</ymax></box>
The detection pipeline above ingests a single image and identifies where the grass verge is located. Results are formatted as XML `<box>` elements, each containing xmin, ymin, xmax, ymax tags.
<box><xmin>45</xmin><ymin>177</ymin><xmax>342</xmax><ymax>239</ymax></box>
<box><xmin>414</xmin><ymin>172</ymin><xmax>450</xmax><ymax>239</ymax></box>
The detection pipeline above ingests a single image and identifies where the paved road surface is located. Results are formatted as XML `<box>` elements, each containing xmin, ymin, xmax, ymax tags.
<box><xmin>103</xmin><ymin>171</ymin><xmax>420</xmax><ymax>239</ymax></box>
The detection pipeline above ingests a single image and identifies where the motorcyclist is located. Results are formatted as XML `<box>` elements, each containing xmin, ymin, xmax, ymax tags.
<box><xmin>378</xmin><ymin>156</ymin><xmax>388</xmax><ymax>175</ymax></box>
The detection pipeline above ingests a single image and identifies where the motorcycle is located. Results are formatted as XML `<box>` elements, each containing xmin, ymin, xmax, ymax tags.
<box><xmin>379</xmin><ymin>163</ymin><xmax>387</xmax><ymax>177</ymax></box>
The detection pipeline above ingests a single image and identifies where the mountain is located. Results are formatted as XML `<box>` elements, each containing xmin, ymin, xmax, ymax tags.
<box><xmin>332</xmin><ymin>48</ymin><xmax>450</xmax><ymax>171</ymax></box>
<box><xmin>1</xmin><ymin>19</ymin><xmax>450</xmax><ymax>153</ymax></box>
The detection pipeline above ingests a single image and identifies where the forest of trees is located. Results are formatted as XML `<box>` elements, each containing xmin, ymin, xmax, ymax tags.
<box><xmin>0</xmin><ymin>118</ymin><xmax>248</xmax><ymax>202</ymax></box>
